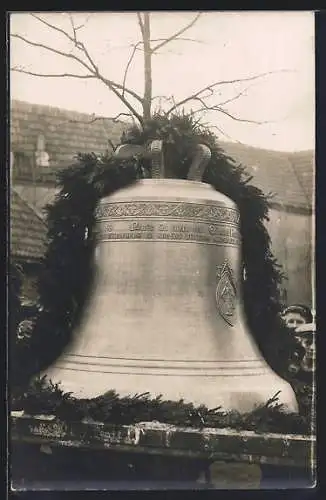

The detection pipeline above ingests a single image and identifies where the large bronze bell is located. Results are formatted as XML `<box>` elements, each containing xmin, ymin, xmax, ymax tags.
<box><xmin>45</xmin><ymin>141</ymin><xmax>298</xmax><ymax>413</ymax></box>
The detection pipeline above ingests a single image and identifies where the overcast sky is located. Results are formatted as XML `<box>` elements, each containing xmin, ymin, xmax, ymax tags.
<box><xmin>10</xmin><ymin>11</ymin><xmax>314</xmax><ymax>152</ymax></box>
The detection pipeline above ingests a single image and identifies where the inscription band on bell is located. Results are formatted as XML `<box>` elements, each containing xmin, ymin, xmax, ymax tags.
<box><xmin>95</xmin><ymin>201</ymin><xmax>241</xmax><ymax>246</ymax></box>
<box><xmin>97</xmin><ymin>220</ymin><xmax>240</xmax><ymax>246</ymax></box>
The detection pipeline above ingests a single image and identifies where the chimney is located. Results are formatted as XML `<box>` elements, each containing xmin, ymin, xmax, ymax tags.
<box><xmin>35</xmin><ymin>134</ymin><xmax>50</xmax><ymax>167</ymax></box>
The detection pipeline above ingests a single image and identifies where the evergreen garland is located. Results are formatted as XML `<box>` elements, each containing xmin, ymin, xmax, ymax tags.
<box><xmin>9</xmin><ymin>261</ymin><xmax>24</xmax><ymax>368</ymax></box>
<box><xmin>11</xmin><ymin>112</ymin><xmax>308</xmax><ymax>433</ymax></box>
<box><xmin>120</xmin><ymin>113</ymin><xmax>304</xmax><ymax>376</ymax></box>
<box><xmin>12</xmin><ymin>375</ymin><xmax>312</xmax><ymax>436</ymax></box>
<box><xmin>11</xmin><ymin>153</ymin><xmax>142</xmax><ymax>389</ymax></box>
<box><xmin>10</xmin><ymin>262</ymin><xmax>23</xmax><ymax>333</ymax></box>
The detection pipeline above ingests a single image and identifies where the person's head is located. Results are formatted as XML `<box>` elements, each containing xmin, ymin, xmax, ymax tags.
<box><xmin>281</xmin><ymin>304</ymin><xmax>313</xmax><ymax>331</ymax></box>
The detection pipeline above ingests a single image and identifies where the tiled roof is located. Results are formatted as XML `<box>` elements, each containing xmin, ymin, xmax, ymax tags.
<box><xmin>220</xmin><ymin>142</ymin><xmax>314</xmax><ymax>212</ymax></box>
<box><xmin>10</xmin><ymin>100</ymin><xmax>314</xmax><ymax>212</ymax></box>
<box><xmin>11</xmin><ymin>188</ymin><xmax>47</xmax><ymax>261</ymax></box>
<box><xmin>10</xmin><ymin>99</ymin><xmax>125</xmax><ymax>185</ymax></box>
<box><xmin>13</xmin><ymin>185</ymin><xmax>57</xmax><ymax>220</ymax></box>
<box><xmin>11</xmin><ymin>99</ymin><xmax>125</xmax><ymax>163</ymax></box>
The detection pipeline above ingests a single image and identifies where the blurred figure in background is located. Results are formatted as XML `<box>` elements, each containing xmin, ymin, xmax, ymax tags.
<box><xmin>281</xmin><ymin>304</ymin><xmax>316</xmax><ymax>379</ymax></box>
<box><xmin>281</xmin><ymin>304</ymin><xmax>313</xmax><ymax>331</ymax></box>
<box><xmin>294</xmin><ymin>322</ymin><xmax>316</xmax><ymax>375</ymax></box>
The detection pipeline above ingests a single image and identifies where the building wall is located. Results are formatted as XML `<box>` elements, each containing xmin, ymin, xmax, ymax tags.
<box><xmin>266</xmin><ymin>208</ymin><xmax>313</xmax><ymax>307</ymax></box>
<box><xmin>14</xmin><ymin>185</ymin><xmax>313</xmax><ymax>308</ymax></box>
<box><xmin>20</xmin><ymin>267</ymin><xmax>40</xmax><ymax>306</ymax></box>
<box><xmin>10</xmin><ymin>100</ymin><xmax>314</xmax><ymax>312</ymax></box>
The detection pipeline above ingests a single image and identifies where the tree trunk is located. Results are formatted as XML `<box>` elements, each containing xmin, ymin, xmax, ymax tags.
<box><xmin>142</xmin><ymin>13</ymin><xmax>152</xmax><ymax>122</ymax></box>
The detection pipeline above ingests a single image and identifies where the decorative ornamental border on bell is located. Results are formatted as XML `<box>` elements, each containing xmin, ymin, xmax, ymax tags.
<box><xmin>45</xmin><ymin>140</ymin><xmax>298</xmax><ymax>414</ymax></box>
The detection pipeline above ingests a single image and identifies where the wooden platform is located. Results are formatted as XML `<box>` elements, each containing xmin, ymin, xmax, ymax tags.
<box><xmin>10</xmin><ymin>412</ymin><xmax>316</xmax><ymax>489</ymax></box>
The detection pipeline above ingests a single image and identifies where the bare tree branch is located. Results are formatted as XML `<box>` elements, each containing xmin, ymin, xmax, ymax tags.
<box><xmin>93</xmin><ymin>76</ymin><xmax>143</xmax><ymax>106</ymax></box>
<box><xmin>11</xmin><ymin>70</ymin><xmax>143</xmax><ymax>124</ymax></box>
<box><xmin>11</xmin><ymin>33</ymin><xmax>94</xmax><ymax>73</ymax></box>
<box><xmin>11</xmin><ymin>67</ymin><xmax>96</xmax><ymax>79</ymax></box>
<box><xmin>151</xmin><ymin>13</ymin><xmax>202</xmax><ymax>52</ymax></box>
<box><xmin>196</xmin><ymin>117</ymin><xmax>246</xmax><ymax>144</ymax></box>
<box><xmin>69</xmin><ymin>13</ymin><xmax>78</xmax><ymax>37</ymax></box>
<box><xmin>80</xmin><ymin>13</ymin><xmax>94</xmax><ymax>27</ymax></box>
<box><xmin>122</xmin><ymin>41</ymin><xmax>143</xmax><ymax>98</ymax></box>
<box><xmin>21</xmin><ymin>112</ymin><xmax>131</xmax><ymax>138</ymax></box>
<box><xmin>32</xmin><ymin>13</ymin><xmax>98</xmax><ymax>74</ymax></box>
<box><xmin>223</xmin><ymin>111</ymin><xmax>266</xmax><ymax>124</ymax></box>
<box><xmin>124</xmin><ymin>37</ymin><xmax>204</xmax><ymax>58</ymax></box>
<box><xmin>95</xmin><ymin>72</ymin><xmax>144</xmax><ymax>124</ymax></box>
<box><xmin>152</xmin><ymin>95</ymin><xmax>174</xmax><ymax>102</ymax></box>
<box><xmin>151</xmin><ymin>95</ymin><xmax>174</xmax><ymax>108</ymax></box>
<box><xmin>111</xmin><ymin>112</ymin><xmax>133</xmax><ymax>122</ymax></box>
<box><xmin>137</xmin><ymin>12</ymin><xmax>145</xmax><ymax>37</ymax></box>
<box><xmin>15</xmin><ymin>13</ymin><xmax>145</xmax><ymax>123</ymax></box>
<box><xmin>165</xmin><ymin>70</ymin><xmax>293</xmax><ymax>115</ymax></box>
<box><xmin>140</xmin><ymin>12</ymin><xmax>152</xmax><ymax>120</ymax></box>
<box><xmin>12</xmin><ymin>13</ymin><xmax>284</xmax><ymax>133</ymax></box>
<box><xmin>210</xmin><ymin>124</ymin><xmax>236</xmax><ymax>141</ymax></box>
<box><xmin>151</xmin><ymin>95</ymin><xmax>176</xmax><ymax>113</ymax></box>
<box><xmin>66</xmin><ymin>14</ymin><xmax>99</xmax><ymax>73</ymax></box>
<box><xmin>31</xmin><ymin>12</ymin><xmax>90</xmax><ymax>45</ymax></box>
<box><xmin>11</xmin><ymin>32</ymin><xmax>144</xmax><ymax>105</ymax></box>
<box><xmin>31</xmin><ymin>13</ymin><xmax>77</xmax><ymax>45</ymax></box>
<box><xmin>187</xmin><ymin>96</ymin><xmax>268</xmax><ymax>124</ymax></box>
<box><xmin>200</xmin><ymin>108</ymin><xmax>267</xmax><ymax>125</ymax></box>
<box><xmin>214</xmin><ymin>84</ymin><xmax>255</xmax><ymax>108</ymax></box>
<box><xmin>65</xmin><ymin>112</ymin><xmax>133</xmax><ymax>125</ymax></box>
<box><xmin>32</xmin><ymin>12</ymin><xmax>96</xmax><ymax>73</ymax></box>
<box><xmin>31</xmin><ymin>13</ymin><xmax>96</xmax><ymax>70</ymax></box>
<box><xmin>149</xmin><ymin>37</ymin><xmax>205</xmax><ymax>45</ymax></box>
<box><xmin>68</xmin><ymin>13</ymin><xmax>87</xmax><ymax>34</ymax></box>
<box><xmin>11</xmin><ymin>67</ymin><xmax>143</xmax><ymax>127</ymax></box>
<box><xmin>11</xmin><ymin>64</ymin><xmax>143</xmax><ymax>108</ymax></box>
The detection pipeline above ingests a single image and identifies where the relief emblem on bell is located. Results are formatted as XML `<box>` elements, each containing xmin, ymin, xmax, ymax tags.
<box><xmin>44</xmin><ymin>141</ymin><xmax>299</xmax><ymax>413</ymax></box>
<box><xmin>216</xmin><ymin>261</ymin><xmax>237</xmax><ymax>327</ymax></box>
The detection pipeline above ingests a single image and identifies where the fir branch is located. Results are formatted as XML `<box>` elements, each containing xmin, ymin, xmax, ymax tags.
<box><xmin>12</xmin><ymin>375</ymin><xmax>312</xmax><ymax>435</ymax></box>
<box><xmin>11</xmin><ymin>113</ymin><xmax>304</xmax><ymax>418</ymax></box>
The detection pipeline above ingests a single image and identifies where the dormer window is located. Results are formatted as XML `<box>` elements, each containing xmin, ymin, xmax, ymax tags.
<box><xmin>35</xmin><ymin>134</ymin><xmax>50</xmax><ymax>167</ymax></box>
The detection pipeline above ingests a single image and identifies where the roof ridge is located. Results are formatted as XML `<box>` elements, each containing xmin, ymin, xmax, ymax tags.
<box><xmin>219</xmin><ymin>140</ymin><xmax>314</xmax><ymax>157</ymax></box>
<box><xmin>10</xmin><ymin>100</ymin><xmax>313</xmax><ymax>211</ymax></box>
<box><xmin>10</xmin><ymin>99</ymin><xmax>124</xmax><ymax>124</ymax></box>
<box><xmin>11</xmin><ymin>187</ymin><xmax>47</xmax><ymax>227</ymax></box>
<box><xmin>11</xmin><ymin>100</ymin><xmax>314</xmax><ymax>156</ymax></box>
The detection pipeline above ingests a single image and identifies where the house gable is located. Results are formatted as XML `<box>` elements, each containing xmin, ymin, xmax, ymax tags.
<box><xmin>11</xmin><ymin>188</ymin><xmax>47</xmax><ymax>262</ymax></box>
<box><xmin>11</xmin><ymin>100</ymin><xmax>314</xmax><ymax>213</ymax></box>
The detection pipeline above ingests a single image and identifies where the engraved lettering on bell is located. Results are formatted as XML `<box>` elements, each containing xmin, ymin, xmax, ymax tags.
<box><xmin>216</xmin><ymin>261</ymin><xmax>237</xmax><ymax>327</ymax></box>
<box><xmin>44</xmin><ymin>179</ymin><xmax>299</xmax><ymax>413</ymax></box>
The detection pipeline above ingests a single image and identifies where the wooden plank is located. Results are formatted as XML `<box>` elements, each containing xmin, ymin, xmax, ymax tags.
<box><xmin>11</xmin><ymin>413</ymin><xmax>315</xmax><ymax>468</ymax></box>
